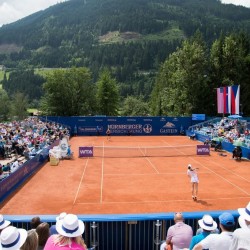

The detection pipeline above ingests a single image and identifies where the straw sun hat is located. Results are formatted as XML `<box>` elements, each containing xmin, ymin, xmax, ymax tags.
<box><xmin>198</xmin><ymin>214</ymin><xmax>217</xmax><ymax>231</ymax></box>
<box><xmin>0</xmin><ymin>215</ymin><xmax>10</xmax><ymax>230</ymax></box>
<box><xmin>238</xmin><ymin>202</ymin><xmax>250</xmax><ymax>229</ymax></box>
<box><xmin>0</xmin><ymin>226</ymin><xmax>27</xmax><ymax>250</ymax></box>
<box><xmin>56</xmin><ymin>214</ymin><xmax>85</xmax><ymax>238</ymax></box>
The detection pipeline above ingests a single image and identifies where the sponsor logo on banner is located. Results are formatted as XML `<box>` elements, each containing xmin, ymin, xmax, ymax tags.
<box><xmin>160</xmin><ymin>121</ymin><xmax>177</xmax><ymax>134</ymax></box>
<box><xmin>196</xmin><ymin>145</ymin><xmax>210</xmax><ymax>155</ymax></box>
<box><xmin>143</xmin><ymin>124</ymin><xmax>152</xmax><ymax>133</ymax></box>
<box><xmin>160</xmin><ymin>117</ymin><xmax>166</xmax><ymax>121</ymax></box>
<box><xmin>172</xmin><ymin>117</ymin><xmax>179</xmax><ymax>121</ymax></box>
<box><xmin>79</xmin><ymin>147</ymin><xmax>93</xmax><ymax>157</ymax></box>
<box><xmin>78</xmin><ymin>127</ymin><xmax>97</xmax><ymax>132</ymax></box>
<box><xmin>108</xmin><ymin>124</ymin><xmax>143</xmax><ymax>134</ymax></box>
<box><xmin>163</xmin><ymin>122</ymin><xmax>175</xmax><ymax>128</ymax></box>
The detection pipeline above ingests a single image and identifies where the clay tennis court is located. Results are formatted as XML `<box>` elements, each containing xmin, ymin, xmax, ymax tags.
<box><xmin>0</xmin><ymin>136</ymin><xmax>249</xmax><ymax>215</ymax></box>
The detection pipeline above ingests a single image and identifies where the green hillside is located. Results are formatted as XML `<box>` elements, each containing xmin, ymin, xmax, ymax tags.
<box><xmin>0</xmin><ymin>0</ymin><xmax>249</xmax><ymax>83</ymax></box>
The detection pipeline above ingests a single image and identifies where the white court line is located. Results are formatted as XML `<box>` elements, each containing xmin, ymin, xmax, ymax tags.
<box><xmin>209</xmin><ymin>158</ymin><xmax>250</xmax><ymax>183</ymax></box>
<box><xmin>138</xmin><ymin>145</ymin><xmax>159</xmax><ymax>174</ymax></box>
<box><xmin>191</xmin><ymin>156</ymin><xmax>250</xmax><ymax>196</ymax></box>
<box><xmin>162</xmin><ymin>139</ymin><xmax>250</xmax><ymax>196</ymax></box>
<box><xmin>76</xmin><ymin>195</ymin><xmax>250</xmax><ymax>205</ymax></box>
<box><xmin>105</xmin><ymin>171</ymin><xmax>209</xmax><ymax>176</ymax></box>
<box><xmin>73</xmin><ymin>157</ymin><xmax>89</xmax><ymax>205</ymax></box>
<box><xmin>100</xmin><ymin>141</ymin><xmax>105</xmax><ymax>203</ymax></box>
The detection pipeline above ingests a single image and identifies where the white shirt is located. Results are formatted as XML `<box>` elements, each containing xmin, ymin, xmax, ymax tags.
<box><xmin>229</xmin><ymin>228</ymin><xmax>250</xmax><ymax>250</ymax></box>
<box><xmin>187</xmin><ymin>169</ymin><xmax>199</xmax><ymax>183</ymax></box>
<box><xmin>199</xmin><ymin>231</ymin><xmax>233</xmax><ymax>250</ymax></box>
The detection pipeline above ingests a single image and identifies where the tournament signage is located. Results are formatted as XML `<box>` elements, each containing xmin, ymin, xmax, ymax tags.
<box><xmin>192</xmin><ymin>114</ymin><xmax>205</xmax><ymax>121</ymax></box>
<box><xmin>79</xmin><ymin>147</ymin><xmax>93</xmax><ymax>157</ymax></box>
<box><xmin>196</xmin><ymin>145</ymin><xmax>210</xmax><ymax>155</ymax></box>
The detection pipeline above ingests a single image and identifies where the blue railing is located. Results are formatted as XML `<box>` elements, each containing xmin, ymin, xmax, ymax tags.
<box><xmin>5</xmin><ymin>211</ymin><xmax>239</xmax><ymax>250</ymax></box>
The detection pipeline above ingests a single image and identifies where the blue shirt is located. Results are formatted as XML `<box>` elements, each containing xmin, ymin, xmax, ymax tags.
<box><xmin>189</xmin><ymin>231</ymin><xmax>210</xmax><ymax>250</ymax></box>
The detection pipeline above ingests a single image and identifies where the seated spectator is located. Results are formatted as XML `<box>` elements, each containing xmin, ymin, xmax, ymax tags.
<box><xmin>30</xmin><ymin>216</ymin><xmax>42</xmax><ymax>229</ymax></box>
<box><xmin>214</xmin><ymin>141</ymin><xmax>222</xmax><ymax>151</ymax></box>
<box><xmin>189</xmin><ymin>214</ymin><xmax>217</xmax><ymax>250</ymax></box>
<box><xmin>232</xmin><ymin>146</ymin><xmax>242</xmax><ymax>160</ymax></box>
<box><xmin>203</xmin><ymin>139</ymin><xmax>211</xmax><ymax>145</ymax></box>
<box><xmin>0</xmin><ymin>214</ymin><xmax>11</xmax><ymax>233</ymax></box>
<box><xmin>44</xmin><ymin>213</ymin><xmax>87</xmax><ymax>250</ymax></box>
<box><xmin>2</xmin><ymin>163</ymin><xmax>11</xmax><ymax>173</ymax></box>
<box><xmin>160</xmin><ymin>212</ymin><xmax>193</xmax><ymax>250</ymax></box>
<box><xmin>49</xmin><ymin>212</ymin><xmax>67</xmax><ymax>235</ymax></box>
<box><xmin>36</xmin><ymin>222</ymin><xmax>50</xmax><ymax>250</ymax></box>
<box><xmin>193</xmin><ymin>212</ymin><xmax>235</xmax><ymax>250</ymax></box>
<box><xmin>20</xmin><ymin>229</ymin><xmax>38</xmax><ymax>250</ymax></box>
<box><xmin>229</xmin><ymin>202</ymin><xmax>250</xmax><ymax>249</ymax></box>
<box><xmin>0</xmin><ymin>226</ymin><xmax>27</xmax><ymax>250</ymax></box>
<box><xmin>10</xmin><ymin>159</ymin><xmax>19</xmax><ymax>172</ymax></box>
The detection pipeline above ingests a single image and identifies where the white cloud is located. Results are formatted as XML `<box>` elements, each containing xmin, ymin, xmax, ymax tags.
<box><xmin>221</xmin><ymin>0</ymin><xmax>250</xmax><ymax>7</ymax></box>
<box><xmin>0</xmin><ymin>0</ymin><xmax>249</xmax><ymax>27</ymax></box>
<box><xmin>0</xmin><ymin>0</ymin><xmax>65</xmax><ymax>27</ymax></box>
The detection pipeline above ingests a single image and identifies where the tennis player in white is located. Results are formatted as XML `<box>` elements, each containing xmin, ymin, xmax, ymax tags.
<box><xmin>187</xmin><ymin>164</ymin><xmax>199</xmax><ymax>201</ymax></box>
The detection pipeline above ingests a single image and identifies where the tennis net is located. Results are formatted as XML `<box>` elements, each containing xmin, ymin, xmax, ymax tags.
<box><xmin>93</xmin><ymin>144</ymin><xmax>197</xmax><ymax>158</ymax></box>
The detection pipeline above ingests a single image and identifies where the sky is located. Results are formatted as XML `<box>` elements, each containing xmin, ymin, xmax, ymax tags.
<box><xmin>0</xmin><ymin>0</ymin><xmax>249</xmax><ymax>27</ymax></box>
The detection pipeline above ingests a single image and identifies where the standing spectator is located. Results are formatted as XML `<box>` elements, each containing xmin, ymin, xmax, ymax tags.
<box><xmin>189</xmin><ymin>214</ymin><xmax>217</xmax><ymax>250</ymax></box>
<box><xmin>193</xmin><ymin>212</ymin><xmax>235</xmax><ymax>250</ymax></box>
<box><xmin>229</xmin><ymin>202</ymin><xmax>250</xmax><ymax>249</ymax></box>
<box><xmin>187</xmin><ymin>164</ymin><xmax>199</xmax><ymax>201</ymax></box>
<box><xmin>20</xmin><ymin>229</ymin><xmax>38</xmax><ymax>250</ymax></box>
<box><xmin>0</xmin><ymin>215</ymin><xmax>11</xmax><ymax>232</ymax></box>
<box><xmin>30</xmin><ymin>216</ymin><xmax>42</xmax><ymax>229</ymax></box>
<box><xmin>160</xmin><ymin>212</ymin><xmax>193</xmax><ymax>250</ymax></box>
<box><xmin>36</xmin><ymin>222</ymin><xmax>50</xmax><ymax>250</ymax></box>
<box><xmin>44</xmin><ymin>213</ymin><xmax>87</xmax><ymax>250</ymax></box>
<box><xmin>0</xmin><ymin>226</ymin><xmax>27</xmax><ymax>250</ymax></box>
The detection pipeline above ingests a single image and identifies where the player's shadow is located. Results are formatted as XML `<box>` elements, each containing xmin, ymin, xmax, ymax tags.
<box><xmin>196</xmin><ymin>199</ymin><xmax>211</xmax><ymax>206</ymax></box>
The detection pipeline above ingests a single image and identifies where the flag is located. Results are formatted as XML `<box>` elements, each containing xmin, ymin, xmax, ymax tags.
<box><xmin>223</xmin><ymin>86</ymin><xmax>231</xmax><ymax>114</ymax></box>
<box><xmin>217</xmin><ymin>85</ymin><xmax>240</xmax><ymax>115</ymax></box>
<box><xmin>217</xmin><ymin>87</ymin><xmax>224</xmax><ymax>113</ymax></box>
<box><xmin>231</xmin><ymin>85</ymin><xmax>240</xmax><ymax>115</ymax></box>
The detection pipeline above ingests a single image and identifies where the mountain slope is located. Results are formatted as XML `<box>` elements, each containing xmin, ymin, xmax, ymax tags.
<box><xmin>0</xmin><ymin>0</ymin><xmax>250</xmax><ymax>80</ymax></box>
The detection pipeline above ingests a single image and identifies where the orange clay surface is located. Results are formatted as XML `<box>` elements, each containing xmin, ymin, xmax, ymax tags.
<box><xmin>0</xmin><ymin>136</ymin><xmax>249</xmax><ymax>215</ymax></box>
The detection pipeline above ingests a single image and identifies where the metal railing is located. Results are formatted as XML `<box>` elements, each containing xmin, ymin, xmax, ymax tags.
<box><xmin>5</xmin><ymin>211</ymin><xmax>239</xmax><ymax>250</ymax></box>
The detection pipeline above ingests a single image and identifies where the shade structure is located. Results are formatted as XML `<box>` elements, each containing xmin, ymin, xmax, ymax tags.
<box><xmin>233</xmin><ymin>140</ymin><xmax>246</xmax><ymax>147</ymax></box>
<box><xmin>212</xmin><ymin>137</ymin><xmax>224</xmax><ymax>142</ymax></box>
<box><xmin>228</xmin><ymin>114</ymin><xmax>242</xmax><ymax>119</ymax></box>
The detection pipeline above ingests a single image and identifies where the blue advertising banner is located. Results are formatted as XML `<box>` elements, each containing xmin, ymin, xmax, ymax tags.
<box><xmin>40</xmin><ymin>116</ymin><xmax>197</xmax><ymax>136</ymax></box>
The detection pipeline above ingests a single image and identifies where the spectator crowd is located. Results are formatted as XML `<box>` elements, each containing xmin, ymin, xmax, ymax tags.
<box><xmin>0</xmin><ymin>117</ymin><xmax>70</xmax><ymax>181</ymax></box>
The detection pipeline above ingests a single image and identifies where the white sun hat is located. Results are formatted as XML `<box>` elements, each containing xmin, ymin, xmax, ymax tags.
<box><xmin>56</xmin><ymin>212</ymin><xmax>67</xmax><ymax>222</ymax></box>
<box><xmin>198</xmin><ymin>214</ymin><xmax>217</xmax><ymax>231</ymax></box>
<box><xmin>238</xmin><ymin>202</ymin><xmax>250</xmax><ymax>222</ymax></box>
<box><xmin>0</xmin><ymin>226</ymin><xmax>27</xmax><ymax>250</ymax></box>
<box><xmin>56</xmin><ymin>214</ymin><xmax>85</xmax><ymax>238</ymax></box>
<box><xmin>0</xmin><ymin>215</ymin><xmax>11</xmax><ymax>230</ymax></box>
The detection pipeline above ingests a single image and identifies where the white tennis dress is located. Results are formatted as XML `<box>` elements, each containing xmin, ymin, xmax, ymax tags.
<box><xmin>187</xmin><ymin>169</ymin><xmax>199</xmax><ymax>183</ymax></box>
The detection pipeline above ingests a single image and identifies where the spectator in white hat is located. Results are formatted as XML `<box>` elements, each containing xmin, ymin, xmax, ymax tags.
<box><xmin>44</xmin><ymin>213</ymin><xmax>87</xmax><ymax>250</ymax></box>
<box><xmin>193</xmin><ymin>212</ymin><xmax>235</xmax><ymax>250</ymax></box>
<box><xmin>49</xmin><ymin>212</ymin><xmax>67</xmax><ymax>235</ymax></box>
<box><xmin>0</xmin><ymin>226</ymin><xmax>27</xmax><ymax>250</ymax></box>
<box><xmin>0</xmin><ymin>215</ymin><xmax>11</xmax><ymax>232</ymax></box>
<box><xmin>189</xmin><ymin>214</ymin><xmax>217</xmax><ymax>250</ymax></box>
<box><xmin>229</xmin><ymin>202</ymin><xmax>250</xmax><ymax>249</ymax></box>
